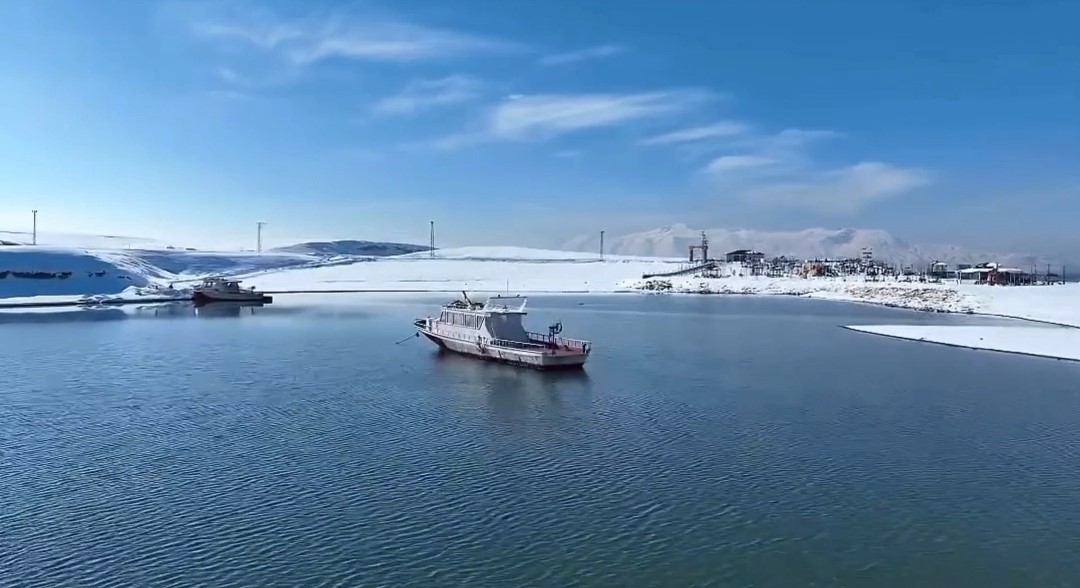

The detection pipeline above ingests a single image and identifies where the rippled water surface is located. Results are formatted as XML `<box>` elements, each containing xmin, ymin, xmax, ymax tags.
<box><xmin>3</xmin><ymin>295</ymin><xmax>1080</xmax><ymax>587</ymax></box>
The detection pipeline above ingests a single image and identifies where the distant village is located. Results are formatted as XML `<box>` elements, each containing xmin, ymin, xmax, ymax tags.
<box><xmin>660</xmin><ymin>231</ymin><xmax>1067</xmax><ymax>286</ymax></box>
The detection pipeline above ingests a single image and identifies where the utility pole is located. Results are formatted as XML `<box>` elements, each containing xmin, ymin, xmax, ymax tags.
<box><xmin>429</xmin><ymin>220</ymin><xmax>435</xmax><ymax>258</ymax></box>
<box><xmin>31</xmin><ymin>209</ymin><xmax>38</xmax><ymax>245</ymax></box>
<box><xmin>256</xmin><ymin>221</ymin><xmax>267</xmax><ymax>253</ymax></box>
<box><xmin>600</xmin><ymin>230</ymin><xmax>605</xmax><ymax>261</ymax></box>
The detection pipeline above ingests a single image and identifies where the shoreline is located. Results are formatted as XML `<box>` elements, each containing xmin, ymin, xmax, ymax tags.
<box><xmin>619</xmin><ymin>275</ymin><xmax>1080</xmax><ymax>362</ymax></box>
<box><xmin>5</xmin><ymin>276</ymin><xmax>1079</xmax><ymax>363</ymax></box>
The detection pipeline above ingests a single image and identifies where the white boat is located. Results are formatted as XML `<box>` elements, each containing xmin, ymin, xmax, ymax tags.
<box><xmin>414</xmin><ymin>294</ymin><xmax>591</xmax><ymax>370</ymax></box>
<box><xmin>192</xmin><ymin>278</ymin><xmax>272</xmax><ymax>304</ymax></box>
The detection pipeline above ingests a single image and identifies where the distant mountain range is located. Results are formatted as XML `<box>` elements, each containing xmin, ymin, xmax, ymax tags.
<box><xmin>272</xmin><ymin>240</ymin><xmax>428</xmax><ymax>257</ymax></box>
<box><xmin>562</xmin><ymin>224</ymin><xmax>1062</xmax><ymax>268</ymax></box>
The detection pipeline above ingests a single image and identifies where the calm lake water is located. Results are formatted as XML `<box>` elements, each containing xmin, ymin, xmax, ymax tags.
<box><xmin>3</xmin><ymin>294</ymin><xmax>1080</xmax><ymax>587</ymax></box>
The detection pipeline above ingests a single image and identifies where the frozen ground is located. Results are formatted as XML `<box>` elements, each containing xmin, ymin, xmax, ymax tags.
<box><xmin>241</xmin><ymin>247</ymin><xmax>679</xmax><ymax>293</ymax></box>
<box><xmin>0</xmin><ymin>244</ymin><xmax>679</xmax><ymax>305</ymax></box>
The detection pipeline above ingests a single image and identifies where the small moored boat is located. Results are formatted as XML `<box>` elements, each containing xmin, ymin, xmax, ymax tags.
<box><xmin>414</xmin><ymin>294</ymin><xmax>591</xmax><ymax>370</ymax></box>
<box><xmin>192</xmin><ymin>277</ymin><xmax>272</xmax><ymax>304</ymax></box>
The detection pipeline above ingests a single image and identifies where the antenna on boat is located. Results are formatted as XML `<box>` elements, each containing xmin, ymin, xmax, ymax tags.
<box><xmin>461</xmin><ymin>291</ymin><xmax>472</xmax><ymax>306</ymax></box>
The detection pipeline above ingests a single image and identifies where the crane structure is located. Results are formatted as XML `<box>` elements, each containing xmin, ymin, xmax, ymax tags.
<box><xmin>688</xmin><ymin>231</ymin><xmax>709</xmax><ymax>263</ymax></box>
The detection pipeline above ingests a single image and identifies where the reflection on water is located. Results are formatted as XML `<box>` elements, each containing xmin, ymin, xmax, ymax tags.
<box><xmin>0</xmin><ymin>300</ymin><xmax>309</xmax><ymax>323</ymax></box>
<box><xmin>194</xmin><ymin>301</ymin><xmax>265</xmax><ymax>318</ymax></box>
<box><xmin>433</xmin><ymin>348</ymin><xmax>591</xmax><ymax>385</ymax></box>
<box><xmin>0</xmin><ymin>307</ymin><xmax>132</xmax><ymax>324</ymax></box>
<box><xmin>431</xmin><ymin>348</ymin><xmax>592</xmax><ymax>421</ymax></box>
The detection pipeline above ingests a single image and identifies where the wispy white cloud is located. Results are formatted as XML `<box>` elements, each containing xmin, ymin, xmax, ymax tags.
<box><xmin>193</xmin><ymin>10</ymin><xmax>520</xmax><ymax>65</ymax></box>
<box><xmin>704</xmin><ymin>155</ymin><xmax>777</xmax><ymax>174</ymax></box>
<box><xmin>553</xmin><ymin>150</ymin><xmax>584</xmax><ymax>159</ymax></box>
<box><xmin>212</xmin><ymin>64</ymin><xmax>301</xmax><ymax>89</ymax></box>
<box><xmin>721</xmin><ymin>161</ymin><xmax>932</xmax><ymax>213</ymax></box>
<box><xmin>762</xmin><ymin>128</ymin><xmax>843</xmax><ymax>149</ymax></box>
<box><xmin>486</xmin><ymin>90</ymin><xmax>712</xmax><ymax>141</ymax></box>
<box><xmin>371</xmin><ymin>76</ymin><xmax>482</xmax><ymax>116</ymax></box>
<box><xmin>687</xmin><ymin>121</ymin><xmax>926</xmax><ymax>212</ymax></box>
<box><xmin>539</xmin><ymin>44</ymin><xmax>625</xmax><ymax>66</ymax></box>
<box><xmin>423</xmin><ymin>132</ymin><xmax>490</xmax><ymax>151</ymax></box>
<box><xmin>641</xmin><ymin>121</ymin><xmax>748</xmax><ymax>145</ymax></box>
<box><xmin>196</xmin><ymin>21</ymin><xmax>303</xmax><ymax>49</ymax></box>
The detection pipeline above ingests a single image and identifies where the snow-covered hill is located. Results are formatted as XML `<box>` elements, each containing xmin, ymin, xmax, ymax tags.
<box><xmin>0</xmin><ymin>246</ymin><xmax>314</xmax><ymax>302</ymax></box>
<box><xmin>0</xmin><ymin>229</ymin><xmax>177</xmax><ymax>249</ymax></box>
<box><xmin>0</xmin><ymin>246</ymin><xmax>155</xmax><ymax>299</ymax></box>
<box><xmin>563</xmin><ymin>224</ymin><xmax>1060</xmax><ymax>268</ymax></box>
<box><xmin>395</xmin><ymin>246</ymin><xmax>674</xmax><ymax>262</ymax></box>
<box><xmin>273</xmin><ymin>240</ymin><xmax>428</xmax><ymax>257</ymax></box>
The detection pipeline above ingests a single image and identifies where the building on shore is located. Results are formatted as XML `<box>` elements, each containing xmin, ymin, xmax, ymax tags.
<box><xmin>958</xmin><ymin>263</ymin><xmax>1034</xmax><ymax>285</ymax></box>
<box><xmin>724</xmin><ymin>249</ymin><xmax>765</xmax><ymax>264</ymax></box>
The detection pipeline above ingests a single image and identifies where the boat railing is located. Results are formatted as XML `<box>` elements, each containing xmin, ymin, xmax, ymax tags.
<box><xmin>525</xmin><ymin>332</ymin><xmax>591</xmax><ymax>352</ymax></box>
<box><xmin>488</xmin><ymin>338</ymin><xmax>549</xmax><ymax>351</ymax></box>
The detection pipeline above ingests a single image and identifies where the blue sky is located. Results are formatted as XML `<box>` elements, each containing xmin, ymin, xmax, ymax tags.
<box><xmin>1</xmin><ymin>0</ymin><xmax>1077</xmax><ymax>253</ymax></box>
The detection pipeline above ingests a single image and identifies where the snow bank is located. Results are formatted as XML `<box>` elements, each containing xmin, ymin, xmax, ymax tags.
<box><xmin>0</xmin><ymin>246</ymin><xmax>155</xmax><ymax>299</ymax></box>
<box><xmin>846</xmin><ymin>325</ymin><xmax>1080</xmax><ymax>362</ymax></box>
<box><xmin>958</xmin><ymin>284</ymin><xmax>1080</xmax><ymax>327</ymax></box>
<box><xmin>0</xmin><ymin>285</ymin><xmax>192</xmax><ymax>307</ymax></box>
<box><xmin>619</xmin><ymin>276</ymin><xmax>978</xmax><ymax>314</ymax></box>
<box><xmin>244</xmin><ymin>255</ymin><xmax>679</xmax><ymax>293</ymax></box>
<box><xmin>619</xmin><ymin>275</ymin><xmax>1080</xmax><ymax>326</ymax></box>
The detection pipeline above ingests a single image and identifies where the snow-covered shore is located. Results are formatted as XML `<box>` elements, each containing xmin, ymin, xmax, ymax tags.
<box><xmin>617</xmin><ymin>275</ymin><xmax>1080</xmax><ymax>326</ymax></box>
<box><xmin>4</xmin><ymin>243</ymin><xmax>1079</xmax><ymax>362</ymax></box>
<box><xmin>619</xmin><ymin>275</ymin><xmax>1080</xmax><ymax>362</ymax></box>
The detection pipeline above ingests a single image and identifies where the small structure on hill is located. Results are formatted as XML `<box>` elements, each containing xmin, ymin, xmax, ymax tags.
<box><xmin>929</xmin><ymin>261</ymin><xmax>951</xmax><ymax>280</ymax></box>
<box><xmin>725</xmin><ymin>249</ymin><xmax>765</xmax><ymax>263</ymax></box>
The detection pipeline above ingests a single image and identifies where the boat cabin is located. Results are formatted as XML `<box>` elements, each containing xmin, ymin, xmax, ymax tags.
<box><xmin>437</xmin><ymin>295</ymin><xmax>530</xmax><ymax>341</ymax></box>
<box><xmin>197</xmin><ymin>277</ymin><xmax>249</xmax><ymax>292</ymax></box>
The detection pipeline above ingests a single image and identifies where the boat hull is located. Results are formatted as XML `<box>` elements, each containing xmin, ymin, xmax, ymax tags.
<box><xmin>193</xmin><ymin>291</ymin><xmax>273</xmax><ymax>304</ymax></box>
<box><xmin>419</xmin><ymin>328</ymin><xmax>588</xmax><ymax>370</ymax></box>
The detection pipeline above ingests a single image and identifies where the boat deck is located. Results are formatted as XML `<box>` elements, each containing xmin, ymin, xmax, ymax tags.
<box><xmin>487</xmin><ymin>333</ymin><xmax>589</xmax><ymax>355</ymax></box>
